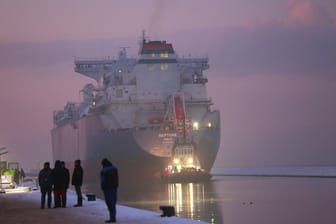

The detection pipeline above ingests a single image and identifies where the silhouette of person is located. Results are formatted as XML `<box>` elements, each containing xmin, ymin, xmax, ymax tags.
<box><xmin>52</xmin><ymin>160</ymin><xmax>68</xmax><ymax>208</ymax></box>
<box><xmin>100</xmin><ymin>158</ymin><xmax>119</xmax><ymax>223</ymax></box>
<box><xmin>13</xmin><ymin>168</ymin><xmax>20</xmax><ymax>186</ymax></box>
<box><xmin>61</xmin><ymin>161</ymin><xmax>70</xmax><ymax>207</ymax></box>
<box><xmin>72</xmin><ymin>159</ymin><xmax>83</xmax><ymax>207</ymax></box>
<box><xmin>20</xmin><ymin>168</ymin><xmax>26</xmax><ymax>185</ymax></box>
<box><xmin>38</xmin><ymin>162</ymin><xmax>53</xmax><ymax>209</ymax></box>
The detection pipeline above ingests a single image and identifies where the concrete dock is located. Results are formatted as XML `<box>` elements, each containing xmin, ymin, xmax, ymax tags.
<box><xmin>0</xmin><ymin>189</ymin><xmax>207</xmax><ymax>224</ymax></box>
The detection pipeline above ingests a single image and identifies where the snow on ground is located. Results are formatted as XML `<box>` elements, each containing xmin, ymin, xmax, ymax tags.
<box><xmin>0</xmin><ymin>189</ymin><xmax>207</xmax><ymax>224</ymax></box>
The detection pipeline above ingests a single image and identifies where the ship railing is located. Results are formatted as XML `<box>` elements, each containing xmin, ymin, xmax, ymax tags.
<box><xmin>100</xmin><ymin>98</ymin><xmax>165</xmax><ymax>104</ymax></box>
<box><xmin>103</xmin><ymin>125</ymin><xmax>163</xmax><ymax>133</ymax></box>
<box><xmin>178</xmin><ymin>56</ymin><xmax>208</xmax><ymax>62</ymax></box>
<box><xmin>178</xmin><ymin>57</ymin><xmax>209</xmax><ymax>68</ymax></box>
<box><xmin>74</xmin><ymin>57</ymin><xmax>136</xmax><ymax>68</ymax></box>
<box><xmin>74</xmin><ymin>57</ymin><xmax>118</xmax><ymax>63</ymax></box>
<box><xmin>74</xmin><ymin>55</ymin><xmax>137</xmax><ymax>62</ymax></box>
<box><xmin>101</xmin><ymin>121</ymin><xmax>215</xmax><ymax>134</ymax></box>
<box><xmin>74</xmin><ymin>67</ymin><xmax>103</xmax><ymax>73</ymax></box>
<box><xmin>185</xmin><ymin>98</ymin><xmax>213</xmax><ymax>104</ymax></box>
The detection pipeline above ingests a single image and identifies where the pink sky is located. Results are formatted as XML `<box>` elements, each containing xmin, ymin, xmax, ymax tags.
<box><xmin>0</xmin><ymin>0</ymin><xmax>336</xmax><ymax>171</ymax></box>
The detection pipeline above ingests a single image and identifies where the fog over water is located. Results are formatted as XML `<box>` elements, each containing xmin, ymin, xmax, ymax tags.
<box><xmin>0</xmin><ymin>0</ymin><xmax>336</xmax><ymax>171</ymax></box>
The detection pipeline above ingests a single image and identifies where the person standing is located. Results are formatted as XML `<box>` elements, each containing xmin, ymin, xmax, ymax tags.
<box><xmin>61</xmin><ymin>161</ymin><xmax>70</xmax><ymax>208</ymax></box>
<box><xmin>100</xmin><ymin>158</ymin><xmax>119</xmax><ymax>223</ymax></box>
<box><xmin>52</xmin><ymin>160</ymin><xmax>68</xmax><ymax>208</ymax></box>
<box><xmin>13</xmin><ymin>168</ymin><xmax>20</xmax><ymax>186</ymax></box>
<box><xmin>72</xmin><ymin>159</ymin><xmax>83</xmax><ymax>207</ymax></box>
<box><xmin>38</xmin><ymin>162</ymin><xmax>53</xmax><ymax>209</ymax></box>
<box><xmin>20</xmin><ymin>168</ymin><xmax>26</xmax><ymax>185</ymax></box>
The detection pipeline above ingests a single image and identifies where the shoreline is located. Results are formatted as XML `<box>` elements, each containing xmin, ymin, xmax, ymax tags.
<box><xmin>0</xmin><ymin>189</ymin><xmax>207</xmax><ymax>224</ymax></box>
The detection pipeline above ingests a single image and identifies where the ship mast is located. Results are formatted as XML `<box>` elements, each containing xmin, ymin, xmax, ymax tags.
<box><xmin>140</xmin><ymin>30</ymin><xmax>148</xmax><ymax>45</ymax></box>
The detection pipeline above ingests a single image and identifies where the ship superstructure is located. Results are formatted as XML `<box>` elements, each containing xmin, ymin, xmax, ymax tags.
<box><xmin>52</xmin><ymin>33</ymin><xmax>220</xmax><ymax>183</ymax></box>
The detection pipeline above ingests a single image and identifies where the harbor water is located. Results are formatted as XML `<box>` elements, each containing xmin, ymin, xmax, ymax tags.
<box><xmin>91</xmin><ymin>175</ymin><xmax>336</xmax><ymax>224</ymax></box>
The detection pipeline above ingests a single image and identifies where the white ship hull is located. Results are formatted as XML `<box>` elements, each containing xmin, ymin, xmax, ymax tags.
<box><xmin>51</xmin><ymin>34</ymin><xmax>221</xmax><ymax>191</ymax></box>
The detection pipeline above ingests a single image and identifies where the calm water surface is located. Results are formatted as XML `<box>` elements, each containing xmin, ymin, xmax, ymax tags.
<box><xmin>113</xmin><ymin>176</ymin><xmax>336</xmax><ymax>224</ymax></box>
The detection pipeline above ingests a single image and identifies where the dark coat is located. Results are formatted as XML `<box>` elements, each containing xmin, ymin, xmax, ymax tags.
<box><xmin>64</xmin><ymin>167</ymin><xmax>70</xmax><ymax>189</ymax></box>
<box><xmin>100</xmin><ymin>165</ymin><xmax>118</xmax><ymax>191</ymax></box>
<box><xmin>52</xmin><ymin>163</ymin><xmax>69</xmax><ymax>190</ymax></box>
<box><xmin>72</xmin><ymin>165</ymin><xmax>83</xmax><ymax>186</ymax></box>
<box><xmin>38</xmin><ymin>167</ymin><xmax>53</xmax><ymax>189</ymax></box>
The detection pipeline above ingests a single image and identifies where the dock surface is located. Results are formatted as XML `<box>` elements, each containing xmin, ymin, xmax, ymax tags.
<box><xmin>0</xmin><ymin>190</ymin><xmax>207</xmax><ymax>224</ymax></box>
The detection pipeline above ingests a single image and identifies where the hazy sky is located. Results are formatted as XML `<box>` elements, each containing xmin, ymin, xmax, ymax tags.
<box><xmin>0</xmin><ymin>0</ymin><xmax>335</xmax><ymax>171</ymax></box>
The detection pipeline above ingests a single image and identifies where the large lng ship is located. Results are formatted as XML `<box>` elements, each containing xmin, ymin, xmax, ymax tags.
<box><xmin>51</xmin><ymin>33</ymin><xmax>220</xmax><ymax>184</ymax></box>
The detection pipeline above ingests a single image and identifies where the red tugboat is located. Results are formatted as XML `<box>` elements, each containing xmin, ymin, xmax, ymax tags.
<box><xmin>161</xmin><ymin>94</ymin><xmax>212</xmax><ymax>182</ymax></box>
<box><xmin>162</xmin><ymin>143</ymin><xmax>212</xmax><ymax>182</ymax></box>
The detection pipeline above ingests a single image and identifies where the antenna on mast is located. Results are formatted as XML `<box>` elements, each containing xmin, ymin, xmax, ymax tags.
<box><xmin>141</xmin><ymin>30</ymin><xmax>148</xmax><ymax>44</ymax></box>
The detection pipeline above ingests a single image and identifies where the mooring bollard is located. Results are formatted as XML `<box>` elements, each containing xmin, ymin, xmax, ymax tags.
<box><xmin>86</xmin><ymin>193</ymin><xmax>96</xmax><ymax>201</ymax></box>
<box><xmin>159</xmin><ymin>205</ymin><xmax>175</xmax><ymax>217</ymax></box>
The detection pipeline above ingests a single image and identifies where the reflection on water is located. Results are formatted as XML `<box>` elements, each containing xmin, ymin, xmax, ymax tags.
<box><xmin>168</xmin><ymin>183</ymin><xmax>190</xmax><ymax>216</ymax></box>
<box><xmin>83</xmin><ymin>176</ymin><xmax>336</xmax><ymax>224</ymax></box>
<box><xmin>167</xmin><ymin>182</ymin><xmax>217</xmax><ymax>223</ymax></box>
<box><xmin>84</xmin><ymin>179</ymin><xmax>222</xmax><ymax>223</ymax></box>
<box><xmin>116</xmin><ymin>180</ymin><xmax>222</xmax><ymax>223</ymax></box>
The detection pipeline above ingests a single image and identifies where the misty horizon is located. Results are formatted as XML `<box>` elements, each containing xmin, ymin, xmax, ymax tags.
<box><xmin>1</xmin><ymin>0</ymin><xmax>336</xmax><ymax>171</ymax></box>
